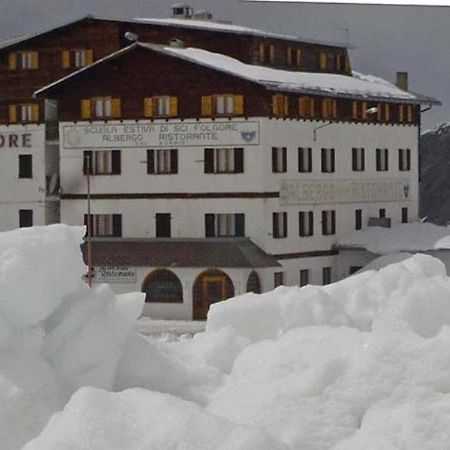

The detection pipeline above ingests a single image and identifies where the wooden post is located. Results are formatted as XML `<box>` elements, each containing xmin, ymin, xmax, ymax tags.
<box><xmin>86</xmin><ymin>154</ymin><xmax>93</xmax><ymax>287</ymax></box>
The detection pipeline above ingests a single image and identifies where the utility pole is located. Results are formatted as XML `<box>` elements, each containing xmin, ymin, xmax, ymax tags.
<box><xmin>86</xmin><ymin>154</ymin><xmax>93</xmax><ymax>288</ymax></box>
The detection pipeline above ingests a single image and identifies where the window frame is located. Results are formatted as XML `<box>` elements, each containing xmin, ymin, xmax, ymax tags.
<box><xmin>299</xmin><ymin>211</ymin><xmax>314</xmax><ymax>237</ymax></box>
<box><xmin>84</xmin><ymin>213</ymin><xmax>122</xmax><ymax>237</ymax></box>
<box><xmin>352</xmin><ymin>147</ymin><xmax>365</xmax><ymax>172</ymax></box>
<box><xmin>272</xmin><ymin>147</ymin><xmax>287</xmax><ymax>173</ymax></box>
<box><xmin>204</xmin><ymin>147</ymin><xmax>244</xmax><ymax>174</ymax></box>
<box><xmin>204</xmin><ymin>213</ymin><xmax>245</xmax><ymax>238</ymax></box>
<box><xmin>376</xmin><ymin>148</ymin><xmax>389</xmax><ymax>171</ymax></box>
<box><xmin>298</xmin><ymin>147</ymin><xmax>312</xmax><ymax>173</ymax></box>
<box><xmin>321</xmin><ymin>147</ymin><xmax>335</xmax><ymax>173</ymax></box>
<box><xmin>18</xmin><ymin>154</ymin><xmax>32</xmax><ymax>178</ymax></box>
<box><xmin>321</xmin><ymin>210</ymin><xmax>336</xmax><ymax>236</ymax></box>
<box><xmin>273</xmin><ymin>212</ymin><xmax>288</xmax><ymax>239</ymax></box>
<box><xmin>398</xmin><ymin>148</ymin><xmax>411</xmax><ymax>171</ymax></box>
<box><xmin>83</xmin><ymin>150</ymin><xmax>121</xmax><ymax>175</ymax></box>
<box><xmin>147</xmin><ymin>149</ymin><xmax>178</xmax><ymax>175</ymax></box>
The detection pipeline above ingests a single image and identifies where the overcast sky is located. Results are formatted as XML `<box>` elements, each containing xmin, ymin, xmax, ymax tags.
<box><xmin>1</xmin><ymin>0</ymin><xmax>447</xmax><ymax>129</ymax></box>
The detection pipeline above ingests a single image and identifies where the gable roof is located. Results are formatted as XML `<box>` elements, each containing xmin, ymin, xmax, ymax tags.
<box><xmin>34</xmin><ymin>42</ymin><xmax>439</xmax><ymax>105</ymax></box>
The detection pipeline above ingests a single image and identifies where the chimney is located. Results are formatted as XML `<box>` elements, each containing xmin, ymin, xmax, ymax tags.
<box><xmin>396</xmin><ymin>72</ymin><xmax>408</xmax><ymax>91</ymax></box>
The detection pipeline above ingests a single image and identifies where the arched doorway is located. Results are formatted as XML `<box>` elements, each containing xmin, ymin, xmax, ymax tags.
<box><xmin>142</xmin><ymin>269</ymin><xmax>183</xmax><ymax>303</ymax></box>
<box><xmin>192</xmin><ymin>269</ymin><xmax>234</xmax><ymax>320</ymax></box>
<box><xmin>246</xmin><ymin>271</ymin><xmax>261</xmax><ymax>294</ymax></box>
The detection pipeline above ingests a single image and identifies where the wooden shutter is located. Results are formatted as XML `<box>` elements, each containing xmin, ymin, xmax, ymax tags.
<box><xmin>81</xmin><ymin>99</ymin><xmax>91</xmax><ymax>119</ymax></box>
<box><xmin>362</xmin><ymin>102</ymin><xmax>367</xmax><ymax>120</ymax></box>
<box><xmin>269</xmin><ymin>45</ymin><xmax>275</xmax><ymax>63</ymax></box>
<box><xmin>31</xmin><ymin>52</ymin><xmax>39</xmax><ymax>69</ymax></box>
<box><xmin>361</xmin><ymin>148</ymin><xmax>365</xmax><ymax>171</ymax></box>
<box><xmin>205</xmin><ymin>214</ymin><xmax>215</xmax><ymax>237</ymax></box>
<box><xmin>385</xmin><ymin>103</ymin><xmax>390</xmax><ymax>121</ymax></box>
<box><xmin>309</xmin><ymin>211</ymin><xmax>314</xmax><ymax>236</ymax></box>
<box><xmin>296</xmin><ymin>49</ymin><xmax>302</xmax><ymax>66</ymax></box>
<box><xmin>310</xmin><ymin>98</ymin><xmax>315</xmax><ymax>117</ymax></box>
<box><xmin>258</xmin><ymin>43</ymin><xmax>265</xmax><ymax>63</ymax></box>
<box><xmin>272</xmin><ymin>147</ymin><xmax>277</xmax><ymax>172</ymax></box>
<box><xmin>111</xmin><ymin>150</ymin><xmax>121</xmax><ymax>175</ymax></box>
<box><xmin>170</xmin><ymin>149</ymin><xmax>178</xmax><ymax>174</ymax></box>
<box><xmin>112</xmin><ymin>214</ymin><xmax>122</xmax><ymax>237</ymax></box>
<box><xmin>83</xmin><ymin>151</ymin><xmax>93</xmax><ymax>175</ymax></box>
<box><xmin>272</xmin><ymin>95</ymin><xmax>279</xmax><ymax>116</ymax></box>
<box><xmin>234</xmin><ymin>148</ymin><xmax>244</xmax><ymax>173</ymax></box>
<box><xmin>407</xmin><ymin>149</ymin><xmax>411</xmax><ymax>170</ymax></box>
<box><xmin>283</xmin><ymin>212</ymin><xmax>288</xmax><ymax>237</ymax></box>
<box><xmin>282</xmin><ymin>147</ymin><xmax>287</xmax><ymax>172</ymax></box>
<box><xmin>385</xmin><ymin>149</ymin><xmax>389</xmax><ymax>171</ymax></box>
<box><xmin>235</xmin><ymin>214</ymin><xmax>245</xmax><ymax>237</ymax></box>
<box><xmin>352</xmin><ymin>148</ymin><xmax>357</xmax><ymax>171</ymax></box>
<box><xmin>399</xmin><ymin>105</ymin><xmax>404</xmax><ymax>122</ymax></box>
<box><xmin>321</xmin><ymin>211</ymin><xmax>327</xmax><ymax>235</ymax></box>
<box><xmin>31</xmin><ymin>104</ymin><xmax>39</xmax><ymax>122</ymax></box>
<box><xmin>8</xmin><ymin>105</ymin><xmax>17</xmax><ymax>123</ymax></box>
<box><xmin>233</xmin><ymin>95</ymin><xmax>244</xmax><ymax>115</ymax></box>
<box><xmin>352</xmin><ymin>101</ymin><xmax>358</xmax><ymax>119</ymax></box>
<box><xmin>407</xmin><ymin>105</ymin><xmax>413</xmax><ymax>122</ymax></box>
<box><xmin>307</xmin><ymin>148</ymin><xmax>312</xmax><ymax>172</ymax></box>
<box><xmin>8</xmin><ymin>52</ymin><xmax>17</xmax><ymax>70</ymax></box>
<box><xmin>320</xmin><ymin>52</ymin><xmax>327</xmax><ymax>70</ymax></box>
<box><xmin>287</xmin><ymin>47</ymin><xmax>292</xmax><ymax>66</ymax></box>
<box><xmin>62</xmin><ymin>50</ymin><xmax>71</xmax><ymax>68</ymax></box>
<box><xmin>322</xmin><ymin>99</ymin><xmax>328</xmax><ymax>118</ymax></box>
<box><xmin>144</xmin><ymin>97</ymin><xmax>153</xmax><ymax>117</ymax></box>
<box><xmin>321</xmin><ymin>148</ymin><xmax>326</xmax><ymax>172</ymax></box>
<box><xmin>332</xmin><ymin>99</ymin><xmax>337</xmax><ymax>118</ymax></box>
<box><xmin>299</xmin><ymin>98</ymin><xmax>306</xmax><ymax>118</ymax></box>
<box><xmin>284</xmin><ymin>96</ymin><xmax>289</xmax><ymax>116</ymax></box>
<box><xmin>204</xmin><ymin>148</ymin><xmax>214</xmax><ymax>173</ymax></box>
<box><xmin>111</xmin><ymin>98</ymin><xmax>121</xmax><ymax>118</ymax></box>
<box><xmin>169</xmin><ymin>96</ymin><xmax>178</xmax><ymax>117</ymax></box>
<box><xmin>331</xmin><ymin>211</ymin><xmax>336</xmax><ymax>234</ymax></box>
<box><xmin>85</xmin><ymin>49</ymin><xmax>94</xmax><ymax>65</ymax></box>
<box><xmin>201</xmin><ymin>96</ymin><xmax>212</xmax><ymax>116</ymax></box>
<box><xmin>299</xmin><ymin>212</ymin><xmax>304</xmax><ymax>236</ymax></box>
<box><xmin>147</xmin><ymin>150</ymin><xmax>155</xmax><ymax>174</ymax></box>
<box><xmin>272</xmin><ymin>213</ymin><xmax>279</xmax><ymax>238</ymax></box>
<box><xmin>331</xmin><ymin>148</ymin><xmax>335</xmax><ymax>172</ymax></box>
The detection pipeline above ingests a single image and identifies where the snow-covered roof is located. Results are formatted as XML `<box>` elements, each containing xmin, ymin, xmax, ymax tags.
<box><xmin>337</xmin><ymin>222</ymin><xmax>450</xmax><ymax>254</ymax></box>
<box><xmin>34</xmin><ymin>42</ymin><xmax>439</xmax><ymax>105</ymax></box>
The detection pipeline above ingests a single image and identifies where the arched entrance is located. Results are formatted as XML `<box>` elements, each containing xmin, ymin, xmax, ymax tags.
<box><xmin>141</xmin><ymin>269</ymin><xmax>183</xmax><ymax>303</ymax></box>
<box><xmin>192</xmin><ymin>269</ymin><xmax>234</xmax><ymax>320</ymax></box>
<box><xmin>246</xmin><ymin>271</ymin><xmax>261</xmax><ymax>293</ymax></box>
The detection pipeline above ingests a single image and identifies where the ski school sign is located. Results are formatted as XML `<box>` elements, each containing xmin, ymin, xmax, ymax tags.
<box><xmin>62</xmin><ymin>121</ymin><xmax>260</xmax><ymax>149</ymax></box>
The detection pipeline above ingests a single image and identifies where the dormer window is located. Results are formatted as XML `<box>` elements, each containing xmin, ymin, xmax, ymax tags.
<box><xmin>201</xmin><ymin>95</ymin><xmax>244</xmax><ymax>116</ymax></box>
<box><xmin>80</xmin><ymin>97</ymin><xmax>121</xmax><ymax>119</ymax></box>
<box><xmin>144</xmin><ymin>96</ymin><xmax>178</xmax><ymax>117</ymax></box>
<box><xmin>8</xmin><ymin>51</ymin><xmax>39</xmax><ymax>70</ymax></box>
<box><xmin>62</xmin><ymin>49</ymin><xmax>94</xmax><ymax>69</ymax></box>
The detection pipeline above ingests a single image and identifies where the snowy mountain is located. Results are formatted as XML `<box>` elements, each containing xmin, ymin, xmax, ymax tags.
<box><xmin>420</xmin><ymin>123</ymin><xmax>450</xmax><ymax>224</ymax></box>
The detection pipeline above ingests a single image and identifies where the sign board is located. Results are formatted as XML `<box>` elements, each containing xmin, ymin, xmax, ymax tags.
<box><xmin>280</xmin><ymin>179</ymin><xmax>413</xmax><ymax>205</ymax></box>
<box><xmin>0</xmin><ymin>126</ymin><xmax>44</xmax><ymax>149</ymax></box>
<box><xmin>62</xmin><ymin>121</ymin><xmax>260</xmax><ymax>149</ymax></box>
<box><xmin>94</xmin><ymin>266</ymin><xmax>137</xmax><ymax>284</ymax></box>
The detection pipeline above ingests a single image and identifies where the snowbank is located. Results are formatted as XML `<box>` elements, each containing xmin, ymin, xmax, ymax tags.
<box><xmin>3</xmin><ymin>225</ymin><xmax>450</xmax><ymax>449</ymax></box>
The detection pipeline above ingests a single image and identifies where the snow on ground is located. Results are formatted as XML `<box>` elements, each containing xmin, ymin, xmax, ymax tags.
<box><xmin>2</xmin><ymin>225</ymin><xmax>450</xmax><ymax>449</ymax></box>
<box><xmin>338</xmin><ymin>221</ymin><xmax>450</xmax><ymax>254</ymax></box>
<box><xmin>136</xmin><ymin>317</ymin><xmax>205</xmax><ymax>338</ymax></box>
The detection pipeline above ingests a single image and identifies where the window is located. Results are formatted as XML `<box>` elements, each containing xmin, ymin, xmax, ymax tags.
<box><xmin>62</xmin><ymin>49</ymin><xmax>93</xmax><ymax>68</ymax></box>
<box><xmin>399</xmin><ymin>104</ymin><xmax>413</xmax><ymax>123</ymax></box>
<box><xmin>18</xmin><ymin>154</ymin><xmax>32</xmax><ymax>178</ymax></box>
<box><xmin>399</xmin><ymin>148</ymin><xmax>411</xmax><ymax>171</ymax></box>
<box><xmin>352</xmin><ymin>101</ymin><xmax>370</xmax><ymax>121</ymax></box>
<box><xmin>298</xmin><ymin>97</ymin><xmax>315</xmax><ymax>118</ymax></box>
<box><xmin>246</xmin><ymin>271</ymin><xmax>262</xmax><ymax>294</ymax></box>
<box><xmin>287</xmin><ymin>47</ymin><xmax>301</xmax><ymax>66</ymax></box>
<box><xmin>147</xmin><ymin>149</ymin><xmax>178</xmax><ymax>174</ymax></box>
<box><xmin>321</xmin><ymin>148</ymin><xmax>335</xmax><ymax>173</ymax></box>
<box><xmin>155</xmin><ymin>213</ymin><xmax>171</xmax><ymax>238</ymax></box>
<box><xmin>377</xmin><ymin>103</ymin><xmax>390</xmax><ymax>122</ymax></box>
<box><xmin>83</xmin><ymin>150</ymin><xmax>121</xmax><ymax>175</ymax></box>
<box><xmin>299</xmin><ymin>211</ymin><xmax>314</xmax><ymax>236</ymax></box>
<box><xmin>322</xmin><ymin>210</ymin><xmax>336</xmax><ymax>235</ymax></box>
<box><xmin>259</xmin><ymin>43</ymin><xmax>274</xmax><ymax>64</ymax></box>
<box><xmin>319</xmin><ymin>52</ymin><xmax>327</xmax><ymax>70</ymax></box>
<box><xmin>352</xmin><ymin>147</ymin><xmax>365</xmax><ymax>171</ymax></box>
<box><xmin>142</xmin><ymin>269</ymin><xmax>183</xmax><ymax>303</ymax></box>
<box><xmin>272</xmin><ymin>94</ymin><xmax>289</xmax><ymax>117</ymax></box>
<box><xmin>298</xmin><ymin>147</ymin><xmax>312</xmax><ymax>172</ymax></box>
<box><xmin>322</xmin><ymin>267</ymin><xmax>332</xmax><ymax>285</ymax></box>
<box><xmin>84</xmin><ymin>214</ymin><xmax>122</xmax><ymax>237</ymax></box>
<box><xmin>355</xmin><ymin>209</ymin><xmax>362</xmax><ymax>230</ymax></box>
<box><xmin>336</xmin><ymin>54</ymin><xmax>348</xmax><ymax>72</ymax></box>
<box><xmin>379</xmin><ymin>208</ymin><xmax>386</xmax><ymax>218</ymax></box>
<box><xmin>321</xmin><ymin>98</ymin><xmax>337</xmax><ymax>119</ymax></box>
<box><xmin>401</xmin><ymin>207</ymin><xmax>408</xmax><ymax>223</ymax></box>
<box><xmin>201</xmin><ymin>95</ymin><xmax>244</xmax><ymax>116</ymax></box>
<box><xmin>300</xmin><ymin>269</ymin><xmax>309</xmax><ymax>287</ymax></box>
<box><xmin>274</xmin><ymin>272</ymin><xmax>284</xmax><ymax>288</ymax></box>
<box><xmin>205</xmin><ymin>213</ymin><xmax>245</xmax><ymax>237</ymax></box>
<box><xmin>80</xmin><ymin>97</ymin><xmax>121</xmax><ymax>119</ymax></box>
<box><xmin>273</xmin><ymin>212</ymin><xmax>288</xmax><ymax>238</ymax></box>
<box><xmin>376</xmin><ymin>148</ymin><xmax>389</xmax><ymax>171</ymax></box>
<box><xmin>8</xmin><ymin>51</ymin><xmax>39</xmax><ymax>70</ymax></box>
<box><xmin>9</xmin><ymin>104</ymin><xmax>39</xmax><ymax>123</ymax></box>
<box><xmin>204</xmin><ymin>148</ymin><xmax>244</xmax><ymax>173</ymax></box>
<box><xmin>272</xmin><ymin>147</ymin><xmax>287</xmax><ymax>173</ymax></box>
<box><xmin>144</xmin><ymin>96</ymin><xmax>178</xmax><ymax>117</ymax></box>
<box><xmin>19</xmin><ymin>209</ymin><xmax>33</xmax><ymax>228</ymax></box>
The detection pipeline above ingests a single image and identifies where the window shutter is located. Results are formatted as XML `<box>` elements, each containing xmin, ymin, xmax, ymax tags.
<box><xmin>233</xmin><ymin>95</ymin><xmax>244</xmax><ymax>115</ymax></box>
<box><xmin>407</xmin><ymin>105</ymin><xmax>413</xmax><ymax>122</ymax></box>
<box><xmin>299</xmin><ymin>212</ymin><xmax>304</xmax><ymax>236</ymax></box>
<box><xmin>310</xmin><ymin>98</ymin><xmax>315</xmax><ymax>117</ymax></box>
<box><xmin>308</xmin><ymin>148</ymin><xmax>312</xmax><ymax>172</ymax></box>
<box><xmin>204</xmin><ymin>148</ymin><xmax>214</xmax><ymax>173</ymax></box>
<box><xmin>399</xmin><ymin>105</ymin><xmax>404</xmax><ymax>122</ymax></box>
<box><xmin>282</xmin><ymin>147</ymin><xmax>287</xmax><ymax>172</ymax></box>
<box><xmin>287</xmin><ymin>48</ymin><xmax>292</xmax><ymax>66</ymax></box>
<box><xmin>112</xmin><ymin>214</ymin><xmax>122</xmax><ymax>237</ymax></box>
<box><xmin>376</xmin><ymin>149</ymin><xmax>380</xmax><ymax>171</ymax></box>
<box><xmin>62</xmin><ymin>50</ymin><xmax>71</xmax><ymax>68</ymax></box>
<box><xmin>85</xmin><ymin>49</ymin><xmax>94</xmax><ymax>65</ymax></box>
<box><xmin>201</xmin><ymin>96</ymin><xmax>212</xmax><ymax>116</ymax></box>
<box><xmin>83</xmin><ymin>151</ymin><xmax>93</xmax><ymax>175</ymax></box>
<box><xmin>272</xmin><ymin>147</ymin><xmax>277</xmax><ymax>172</ymax></box>
<box><xmin>234</xmin><ymin>148</ymin><xmax>244</xmax><ymax>173</ymax></box>
<box><xmin>258</xmin><ymin>43</ymin><xmax>265</xmax><ymax>62</ymax></box>
<box><xmin>352</xmin><ymin>148</ymin><xmax>357</xmax><ymax>171</ymax></box>
<box><xmin>111</xmin><ymin>98</ymin><xmax>121</xmax><ymax>118</ymax></box>
<box><xmin>321</xmin><ymin>211</ymin><xmax>327</xmax><ymax>235</ymax></box>
<box><xmin>322</xmin><ymin>98</ymin><xmax>328</xmax><ymax>118</ymax></box>
<box><xmin>147</xmin><ymin>149</ymin><xmax>155</xmax><ymax>174</ymax></box>
<box><xmin>331</xmin><ymin>148</ymin><xmax>335</xmax><ymax>172</ymax></box>
<box><xmin>205</xmin><ymin>214</ymin><xmax>215</xmax><ymax>237</ymax></box>
<box><xmin>8</xmin><ymin>52</ymin><xmax>17</xmax><ymax>70</ymax></box>
<box><xmin>321</xmin><ymin>148</ymin><xmax>326</xmax><ymax>172</ymax></box>
<box><xmin>81</xmin><ymin>99</ymin><xmax>91</xmax><ymax>119</ymax></box>
<box><xmin>284</xmin><ymin>96</ymin><xmax>289</xmax><ymax>116</ymax></box>
<box><xmin>320</xmin><ymin>52</ymin><xmax>327</xmax><ymax>70</ymax></box>
<box><xmin>111</xmin><ymin>150</ymin><xmax>121</xmax><ymax>175</ymax></box>
<box><xmin>361</xmin><ymin>148</ymin><xmax>365</xmax><ymax>171</ymax></box>
<box><xmin>283</xmin><ymin>212</ymin><xmax>288</xmax><ymax>237</ymax></box>
<box><xmin>385</xmin><ymin>103</ymin><xmax>390</xmax><ymax>121</ymax></box>
<box><xmin>398</xmin><ymin>149</ymin><xmax>402</xmax><ymax>171</ymax></box>
<box><xmin>299</xmin><ymin>98</ymin><xmax>306</xmax><ymax>117</ymax></box>
<box><xmin>272</xmin><ymin>213</ymin><xmax>279</xmax><ymax>238</ymax></box>
<box><xmin>143</xmin><ymin>97</ymin><xmax>153</xmax><ymax>117</ymax></box>
<box><xmin>272</xmin><ymin>95</ymin><xmax>279</xmax><ymax>116</ymax></box>
<box><xmin>235</xmin><ymin>214</ymin><xmax>245</xmax><ymax>237</ymax></box>
<box><xmin>385</xmin><ymin>149</ymin><xmax>389</xmax><ymax>171</ymax></box>
<box><xmin>31</xmin><ymin>104</ymin><xmax>39</xmax><ymax>122</ymax></box>
<box><xmin>170</xmin><ymin>149</ymin><xmax>178</xmax><ymax>174</ymax></box>
<box><xmin>296</xmin><ymin>49</ymin><xmax>302</xmax><ymax>66</ymax></box>
<box><xmin>332</xmin><ymin>211</ymin><xmax>336</xmax><ymax>234</ymax></box>
<box><xmin>298</xmin><ymin>148</ymin><xmax>302</xmax><ymax>172</ymax></box>
<box><xmin>407</xmin><ymin>149</ymin><xmax>411</xmax><ymax>170</ymax></box>
<box><xmin>169</xmin><ymin>96</ymin><xmax>178</xmax><ymax>116</ymax></box>
<box><xmin>8</xmin><ymin>105</ymin><xmax>17</xmax><ymax>123</ymax></box>
<box><xmin>332</xmin><ymin>99</ymin><xmax>337</xmax><ymax>118</ymax></box>
<box><xmin>377</xmin><ymin>103</ymin><xmax>382</xmax><ymax>121</ymax></box>
<box><xmin>309</xmin><ymin>211</ymin><xmax>314</xmax><ymax>235</ymax></box>
<box><xmin>31</xmin><ymin>52</ymin><xmax>39</xmax><ymax>69</ymax></box>
<box><xmin>269</xmin><ymin>45</ymin><xmax>275</xmax><ymax>63</ymax></box>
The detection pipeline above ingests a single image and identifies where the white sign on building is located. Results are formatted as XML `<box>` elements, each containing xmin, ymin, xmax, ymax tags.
<box><xmin>280</xmin><ymin>179</ymin><xmax>412</xmax><ymax>205</ymax></box>
<box><xmin>62</xmin><ymin>121</ymin><xmax>260</xmax><ymax>148</ymax></box>
<box><xmin>94</xmin><ymin>266</ymin><xmax>137</xmax><ymax>284</ymax></box>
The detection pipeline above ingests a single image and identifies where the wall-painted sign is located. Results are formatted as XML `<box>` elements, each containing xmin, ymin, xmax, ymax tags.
<box><xmin>62</xmin><ymin>121</ymin><xmax>260</xmax><ymax>149</ymax></box>
<box><xmin>280</xmin><ymin>179</ymin><xmax>412</xmax><ymax>205</ymax></box>
<box><xmin>94</xmin><ymin>266</ymin><xmax>137</xmax><ymax>284</ymax></box>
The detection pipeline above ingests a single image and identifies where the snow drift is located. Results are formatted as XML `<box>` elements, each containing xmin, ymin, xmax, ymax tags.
<box><xmin>2</xmin><ymin>225</ymin><xmax>450</xmax><ymax>449</ymax></box>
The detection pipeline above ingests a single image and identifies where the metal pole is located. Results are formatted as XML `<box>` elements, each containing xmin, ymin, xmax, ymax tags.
<box><xmin>86</xmin><ymin>155</ymin><xmax>93</xmax><ymax>288</ymax></box>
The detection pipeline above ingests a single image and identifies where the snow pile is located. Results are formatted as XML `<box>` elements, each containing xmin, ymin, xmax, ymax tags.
<box><xmin>4</xmin><ymin>225</ymin><xmax>450</xmax><ymax>449</ymax></box>
<box><xmin>0</xmin><ymin>225</ymin><xmax>143</xmax><ymax>449</ymax></box>
<box><xmin>338</xmin><ymin>221</ymin><xmax>450</xmax><ymax>254</ymax></box>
